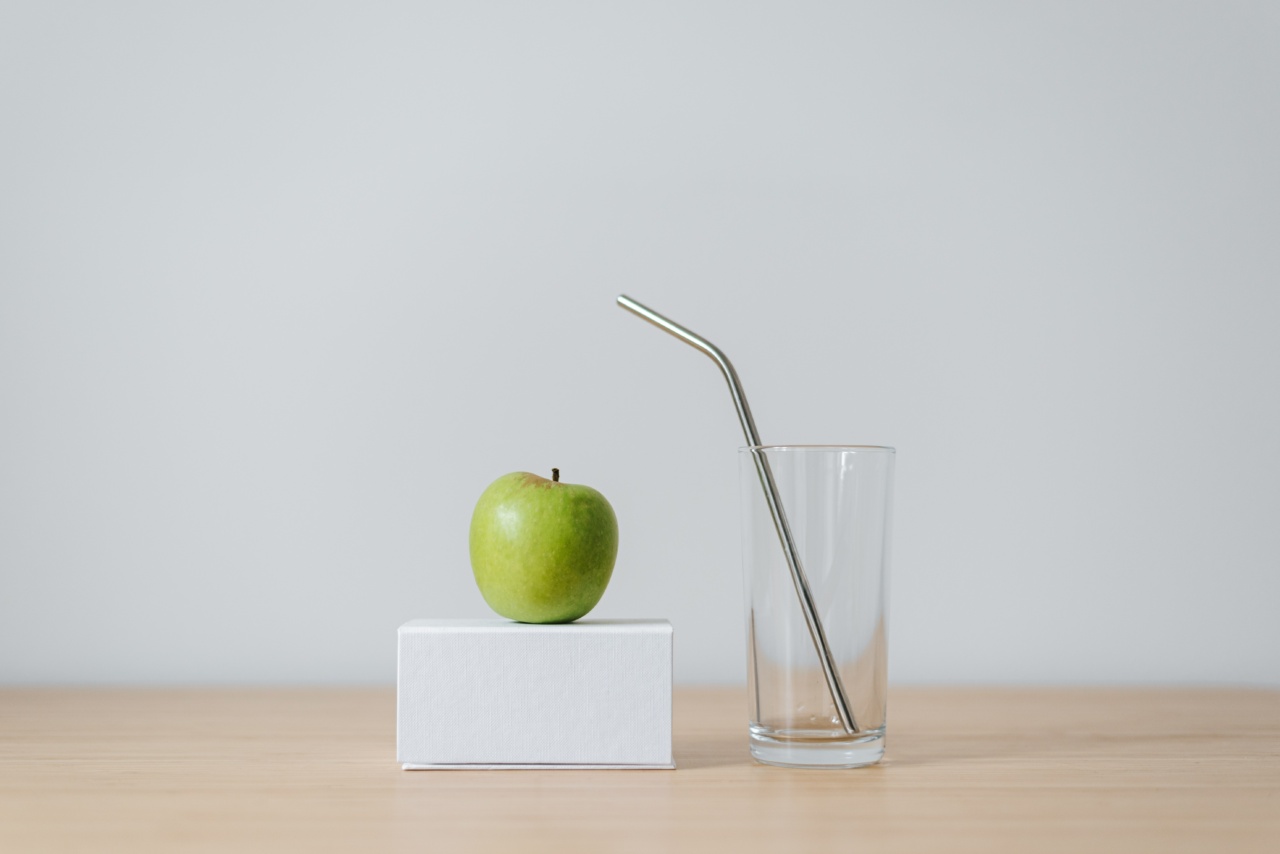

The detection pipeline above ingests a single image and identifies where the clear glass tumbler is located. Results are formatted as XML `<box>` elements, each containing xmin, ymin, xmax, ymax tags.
<box><xmin>739</xmin><ymin>445</ymin><xmax>895</xmax><ymax>768</ymax></box>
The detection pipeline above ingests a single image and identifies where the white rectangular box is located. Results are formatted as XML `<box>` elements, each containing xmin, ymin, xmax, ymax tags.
<box><xmin>397</xmin><ymin>618</ymin><xmax>674</xmax><ymax>769</ymax></box>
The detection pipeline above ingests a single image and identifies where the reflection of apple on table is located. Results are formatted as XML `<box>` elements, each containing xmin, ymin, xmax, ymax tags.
<box><xmin>469</xmin><ymin>469</ymin><xmax>619</xmax><ymax>624</ymax></box>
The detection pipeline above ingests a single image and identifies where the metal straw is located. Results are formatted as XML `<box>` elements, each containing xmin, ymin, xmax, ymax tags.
<box><xmin>616</xmin><ymin>295</ymin><xmax>858</xmax><ymax>735</ymax></box>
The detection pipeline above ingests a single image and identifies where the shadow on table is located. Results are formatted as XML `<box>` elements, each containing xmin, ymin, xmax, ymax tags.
<box><xmin>882</xmin><ymin>730</ymin><xmax>1091</xmax><ymax>769</ymax></box>
<box><xmin>672</xmin><ymin>733</ymin><xmax>752</xmax><ymax>770</ymax></box>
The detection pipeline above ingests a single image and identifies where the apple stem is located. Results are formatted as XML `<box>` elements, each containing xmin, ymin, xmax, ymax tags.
<box><xmin>552</xmin><ymin>468</ymin><xmax>560</xmax><ymax>482</ymax></box>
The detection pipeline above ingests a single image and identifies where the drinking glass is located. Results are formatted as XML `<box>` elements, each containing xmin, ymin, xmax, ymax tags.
<box><xmin>739</xmin><ymin>445</ymin><xmax>895</xmax><ymax>768</ymax></box>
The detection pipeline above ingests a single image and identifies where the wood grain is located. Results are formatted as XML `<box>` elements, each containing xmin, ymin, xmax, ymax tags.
<box><xmin>1</xmin><ymin>687</ymin><xmax>1277</xmax><ymax>852</ymax></box>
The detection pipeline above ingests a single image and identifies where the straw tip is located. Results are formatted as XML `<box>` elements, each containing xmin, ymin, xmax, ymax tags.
<box><xmin>616</xmin><ymin>294</ymin><xmax>645</xmax><ymax>315</ymax></box>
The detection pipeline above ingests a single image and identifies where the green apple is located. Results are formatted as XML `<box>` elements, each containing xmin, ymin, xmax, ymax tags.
<box><xmin>469</xmin><ymin>469</ymin><xmax>619</xmax><ymax>624</ymax></box>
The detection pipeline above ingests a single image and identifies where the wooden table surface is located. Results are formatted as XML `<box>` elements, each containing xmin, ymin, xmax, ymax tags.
<box><xmin>1</xmin><ymin>686</ymin><xmax>1277</xmax><ymax>852</ymax></box>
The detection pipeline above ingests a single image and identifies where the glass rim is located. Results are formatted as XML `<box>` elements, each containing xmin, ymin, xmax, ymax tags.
<box><xmin>740</xmin><ymin>444</ymin><xmax>895</xmax><ymax>453</ymax></box>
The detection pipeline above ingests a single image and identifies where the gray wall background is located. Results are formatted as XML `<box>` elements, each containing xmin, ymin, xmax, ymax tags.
<box><xmin>3</xmin><ymin>2</ymin><xmax>1277</xmax><ymax>686</ymax></box>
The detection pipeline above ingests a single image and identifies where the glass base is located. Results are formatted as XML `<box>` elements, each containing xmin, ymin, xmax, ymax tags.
<box><xmin>749</xmin><ymin>726</ymin><xmax>885</xmax><ymax>769</ymax></box>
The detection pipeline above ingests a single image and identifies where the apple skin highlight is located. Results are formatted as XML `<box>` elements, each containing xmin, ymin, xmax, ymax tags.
<box><xmin>468</xmin><ymin>471</ymin><xmax>619</xmax><ymax>624</ymax></box>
